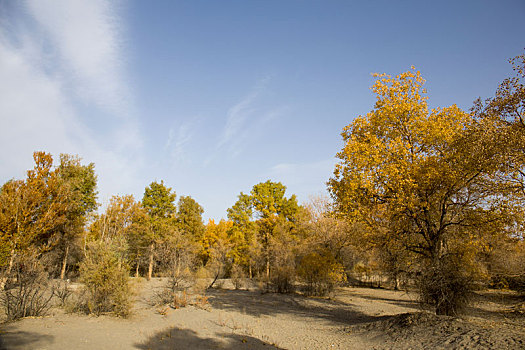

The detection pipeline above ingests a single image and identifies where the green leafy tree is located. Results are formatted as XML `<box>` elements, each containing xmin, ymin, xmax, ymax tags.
<box><xmin>141</xmin><ymin>181</ymin><xmax>177</xmax><ymax>280</ymax></box>
<box><xmin>228</xmin><ymin>181</ymin><xmax>298</xmax><ymax>281</ymax></box>
<box><xmin>55</xmin><ymin>154</ymin><xmax>98</xmax><ymax>279</ymax></box>
<box><xmin>251</xmin><ymin>181</ymin><xmax>298</xmax><ymax>280</ymax></box>
<box><xmin>176</xmin><ymin>195</ymin><xmax>205</xmax><ymax>242</ymax></box>
<box><xmin>227</xmin><ymin>193</ymin><xmax>256</xmax><ymax>276</ymax></box>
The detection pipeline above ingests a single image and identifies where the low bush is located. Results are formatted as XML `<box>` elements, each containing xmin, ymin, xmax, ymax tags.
<box><xmin>270</xmin><ymin>265</ymin><xmax>296</xmax><ymax>293</ymax></box>
<box><xmin>230</xmin><ymin>264</ymin><xmax>246</xmax><ymax>290</ymax></box>
<box><xmin>153</xmin><ymin>265</ymin><xmax>195</xmax><ymax>306</ymax></box>
<box><xmin>75</xmin><ymin>241</ymin><xmax>132</xmax><ymax>317</ymax></box>
<box><xmin>418</xmin><ymin>259</ymin><xmax>472</xmax><ymax>316</ymax></box>
<box><xmin>0</xmin><ymin>254</ymin><xmax>53</xmax><ymax>321</ymax></box>
<box><xmin>297</xmin><ymin>250</ymin><xmax>346</xmax><ymax>296</ymax></box>
<box><xmin>51</xmin><ymin>279</ymin><xmax>73</xmax><ymax>306</ymax></box>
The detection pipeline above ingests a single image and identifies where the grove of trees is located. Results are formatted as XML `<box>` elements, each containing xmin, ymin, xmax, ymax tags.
<box><xmin>0</xmin><ymin>55</ymin><xmax>524</xmax><ymax>319</ymax></box>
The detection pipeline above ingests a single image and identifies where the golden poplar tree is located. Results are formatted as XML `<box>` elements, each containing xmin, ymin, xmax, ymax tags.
<box><xmin>329</xmin><ymin>68</ymin><xmax>516</xmax><ymax>315</ymax></box>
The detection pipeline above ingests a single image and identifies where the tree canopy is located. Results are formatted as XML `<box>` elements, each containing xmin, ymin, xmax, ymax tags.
<box><xmin>328</xmin><ymin>66</ymin><xmax>523</xmax><ymax>315</ymax></box>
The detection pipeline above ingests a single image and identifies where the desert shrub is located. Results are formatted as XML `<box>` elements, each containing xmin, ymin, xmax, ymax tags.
<box><xmin>297</xmin><ymin>250</ymin><xmax>346</xmax><ymax>296</ymax></box>
<box><xmin>230</xmin><ymin>264</ymin><xmax>246</xmax><ymax>290</ymax></box>
<box><xmin>172</xmin><ymin>290</ymin><xmax>188</xmax><ymax>308</ymax></box>
<box><xmin>167</xmin><ymin>266</ymin><xmax>194</xmax><ymax>291</ymax></box>
<box><xmin>490</xmin><ymin>274</ymin><xmax>525</xmax><ymax>292</ymax></box>
<box><xmin>154</xmin><ymin>277</ymin><xmax>210</xmax><ymax>310</ymax></box>
<box><xmin>153</xmin><ymin>245</ymin><xmax>196</xmax><ymax>306</ymax></box>
<box><xmin>154</xmin><ymin>288</ymin><xmax>190</xmax><ymax>309</ymax></box>
<box><xmin>0</xmin><ymin>253</ymin><xmax>53</xmax><ymax>321</ymax></box>
<box><xmin>76</xmin><ymin>241</ymin><xmax>132</xmax><ymax>317</ymax></box>
<box><xmin>153</xmin><ymin>286</ymin><xmax>175</xmax><ymax>306</ymax></box>
<box><xmin>153</xmin><ymin>272</ymin><xmax>193</xmax><ymax>306</ymax></box>
<box><xmin>506</xmin><ymin>275</ymin><xmax>525</xmax><ymax>292</ymax></box>
<box><xmin>192</xmin><ymin>294</ymin><xmax>209</xmax><ymax>310</ymax></box>
<box><xmin>51</xmin><ymin>279</ymin><xmax>73</xmax><ymax>306</ymax></box>
<box><xmin>270</xmin><ymin>265</ymin><xmax>296</xmax><ymax>293</ymax></box>
<box><xmin>417</xmin><ymin>259</ymin><xmax>472</xmax><ymax>316</ymax></box>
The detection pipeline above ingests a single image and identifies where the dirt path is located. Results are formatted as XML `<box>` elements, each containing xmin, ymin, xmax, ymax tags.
<box><xmin>1</xmin><ymin>280</ymin><xmax>524</xmax><ymax>349</ymax></box>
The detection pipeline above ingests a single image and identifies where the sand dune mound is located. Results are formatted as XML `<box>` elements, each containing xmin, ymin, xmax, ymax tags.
<box><xmin>349</xmin><ymin>311</ymin><xmax>525</xmax><ymax>349</ymax></box>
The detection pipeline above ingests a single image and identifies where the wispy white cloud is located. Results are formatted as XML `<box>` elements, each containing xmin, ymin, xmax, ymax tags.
<box><xmin>218</xmin><ymin>91</ymin><xmax>258</xmax><ymax>149</ymax></box>
<box><xmin>212</xmin><ymin>76</ymin><xmax>288</xmax><ymax>160</ymax></box>
<box><xmin>0</xmin><ymin>0</ymin><xmax>143</xmax><ymax>207</ymax></box>
<box><xmin>25</xmin><ymin>0</ymin><xmax>130</xmax><ymax>116</ymax></box>
<box><xmin>0</xmin><ymin>34</ymin><xmax>82</xmax><ymax>177</ymax></box>
<box><xmin>218</xmin><ymin>76</ymin><xmax>272</xmax><ymax>150</ymax></box>
<box><xmin>165</xmin><ymin>120</ymin><xmax>195</xmax><ymax>163</ymax></box>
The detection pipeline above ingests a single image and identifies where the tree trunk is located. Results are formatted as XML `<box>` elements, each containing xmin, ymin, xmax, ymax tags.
<box><xmin>135</xmin><ymin>259</ymin><xmax>140</xmax><ymax>278</ymax></box>
<box><xmin>176</xmin><ymin>252</ymin><xmax>181</xmax><ymax>276</ymax></box>
<box><xmin>265</xmin><ymin>231</ymin><xmax>270</xmax><ymax>280</ymax></box>
<box><xmin>266</xmin><ymin>257</ymin><xmax>270</xmax><ymax>280</ymax></box>
<box><xmin>207</xmin><ymin>264</ymin><xmax>222</xmax><ymax>290</ymax></box>
<box><xmin>249</xmin><ymin>263</ymin><xmax>252</xmax><ymax>279</ymax></box>
<box><xmin>147</xmin><ymin>243</ymin><xmax>154</xmax><ymax>281</ymax></box>
<box><xmin>393</xmin><ymin>271</ymin><xmax>399</xmax><ymax>291</ymax></box>
<box><xmin>60</xmin><ymin>245</ymin><xmax>69</xmax><ymax>280</ymax></box>
<box><xmin>0</xmin><ymin>248</ymin><xmax>16</xmax><ymax>289</ymax></box>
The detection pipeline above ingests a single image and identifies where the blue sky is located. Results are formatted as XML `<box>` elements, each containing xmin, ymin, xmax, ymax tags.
<box><xmin>1</xmin><ymin>0</ymin><xmax>524</xmax><ymax>221</ymax></box>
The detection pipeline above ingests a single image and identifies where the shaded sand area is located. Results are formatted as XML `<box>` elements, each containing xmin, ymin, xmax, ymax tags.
<box><xmin>1</xmin><ymin>279</ymin><xmax>524</xmax><ymax>349</ymax></box>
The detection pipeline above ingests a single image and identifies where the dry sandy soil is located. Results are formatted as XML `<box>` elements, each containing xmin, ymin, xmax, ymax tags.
<box><xmin>1</xmin><ymin>278</ymin><xmax>524</xmax><ymax>349</ymax></box>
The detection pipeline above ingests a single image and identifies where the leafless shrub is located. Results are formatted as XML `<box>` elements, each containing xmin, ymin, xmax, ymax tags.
<box><xmin>270</xmin><ymin>265</ymin><xmax>296</xmax><ymax>293</ymax></box>
<box><xmin>230</xmin><ymin>264</ymin><xmax>246</xmax><ymax>290</ymax></box>
<box><xmin>51</xmin><ymin>279</ymin><xmax>73</xmax><ymax>306</ymax></box>
<box><xmin>418</xmin><ymin>260</ymin><xmax>472</xmax><ymax>316</ymax></box>
<box><xmin>152</xmin><ymin>261</ymin><xmax>195</xmax><ymax>306</ymax></box>
<box><xmin>0</xmin><ymin>254</ymin><xmax>53</xmax><ymax>321</ymax></box>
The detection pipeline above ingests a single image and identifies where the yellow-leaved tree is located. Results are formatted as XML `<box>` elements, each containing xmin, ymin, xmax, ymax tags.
<box><xmin>0</xmin><ymin>152</ymin><xmax>71</xmax><ymax>288</ymax></box>
<box><xmin>328</xmin><ymin>68</ymin><xmax>516</xmax><ymax>315</ymax></box>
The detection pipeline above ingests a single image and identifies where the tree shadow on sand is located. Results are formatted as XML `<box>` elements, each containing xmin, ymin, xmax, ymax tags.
<box><xmin>354</xmin><ymin>294</ymin><xmax>422</xmax><ymax>311</ymax></box>
<box><xmin>0</xmin><ymin>329</ymin><xmax>54</xmax><ymax>350</ymax></box>
<box><xmin>206</xmin><ymin>289</ymin><xmax>386</xmax><ymax>326</ymax></box>
<box><xmin>464</xmin><ymin>291</ymin><xmax>525</xmax><ymax>324</ymax></box>
<box><xmin>134</xmin><ymin>327</ymin><xmax>282</xmax><ymax>350</ymax></box>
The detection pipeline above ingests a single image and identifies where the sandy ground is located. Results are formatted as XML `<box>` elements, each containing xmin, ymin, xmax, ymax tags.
<box><xmin>0</xmin><ymin>278</ymin><xmax>524</xmax><ymax>349</ymax></box>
